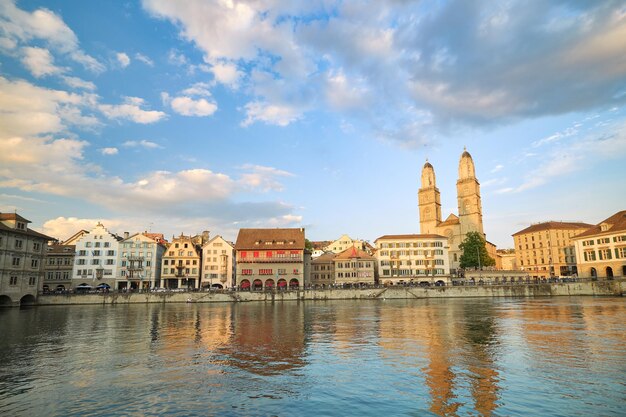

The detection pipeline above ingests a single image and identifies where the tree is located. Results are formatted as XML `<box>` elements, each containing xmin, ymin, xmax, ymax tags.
<box><xmin>459</xmin><ymin>231</ymin><xmax>495</xmax><ymax>269</ymax></box>
<box><xmin>305</xmin><ymin>239</ymin><xmax>314</xmax><ymax>251</ymax></box>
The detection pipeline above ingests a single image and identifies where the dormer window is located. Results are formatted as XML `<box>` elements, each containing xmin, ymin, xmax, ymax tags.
<box><xmin>600</xmin><ymin>223</ymin><xmax>610</xmax><ymax>232</ymax></box>
<box><xmin>17</xmin><ymin>222</ymin><xmax>25</xmax><ymax>230</ymax></box>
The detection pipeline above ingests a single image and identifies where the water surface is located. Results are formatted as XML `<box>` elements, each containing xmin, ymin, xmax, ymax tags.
<box><xmin>1</xmin><ymin>297</ymin><xmax>624</xmax><ymax>416</ymax></box>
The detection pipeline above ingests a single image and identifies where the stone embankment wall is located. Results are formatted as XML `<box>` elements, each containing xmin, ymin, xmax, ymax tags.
<box><xmin>37</xmin><ymin>280</ymin><xmax>625</xmax><ymax>306</ymax></box>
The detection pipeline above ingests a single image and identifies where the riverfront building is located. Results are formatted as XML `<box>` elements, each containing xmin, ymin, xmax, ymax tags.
<box><xmin>117</xmin><ymin>232</ymin><xmax>167</xmax><ymax>290</ymax></box>
<box><xmin>374</xmin><ymin>234</ymin><xmax>450</xmax><ymax>285</ymax></box>
<box><xmin>572</xmin><ymin>210</ymin><xmax>626</xmax><ymax>279</ymax></box>
<box><xmin>512</xmin><ymin>221</ymin><xmax>593</xmax><ymax>278</ymax></box>
<box><xmin>43</xmin><ymin>243</ymin><xmax>75</xmax><ymax>292</ymax></box>
<box><xmin>71</xmin><ymin>222</ymin><xmax>122</xmax><ymax>289</ymax></box>
<box><xmin>0</xmin><ymin>212</ymin><xmax>53</xmax><ymax>306</ymax></box>
<box><xmin>333</xmin><ymin>246</ymin><xmax>376</xmax><ymax>286</ymax></box>
<box><xmin>310</xmin><ymin>252</ymin><xmax>335</xmax><ymax>287</ymax></box>
<box><xmin>201</xmin><ymin>235</ymin><xmax>235</xmax><ymax>289</ymax></box>
<box><xmin>234</xmin><ymin>228</ymin><xmax>308</xmax><ymax>290</ymax></box>
<box><xmin>324</xmin><ymin>234</ymin><xmax>371</xmax><ymax>254</ymax></box>
<box><xmin>418</xmin><ymin>149</ymin><xmax>492</xmax><ymax>274</ymax></box>
<box><xmin>161</xmin><ymin>234</ymin><xmax>202</xmax><ymax>289</ymax></box>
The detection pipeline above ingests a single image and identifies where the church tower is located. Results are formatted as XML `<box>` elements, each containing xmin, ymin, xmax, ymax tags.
<box><xmin>456</xmin><ymin>148</ymin><xmax>484</xmax><ymax>235</ymax></box>
<box><xmin>418</xmin><ymin>160</ymin><xmax>442</xmax><ymax>234</ymax></box>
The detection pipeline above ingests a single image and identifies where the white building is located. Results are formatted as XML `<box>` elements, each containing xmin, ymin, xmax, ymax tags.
<box><xmin>71</xmin><ymin>222</ymin><xmax>121</xmax><ymax>289</ymax></box>
<box><xmin>201</xmin><ymin>235</ymin><xmax>235</xmax><ymax>289</ymax></box>
<box><xmin>324</xmin><ymin>234</ymin><xmax>369</xmax><ymax>254</ymax></box>
<box><xmin>117</xmin><ymin>232</ymin><xmax>167</xmax><ymax>290</ymax></box>
<box><xmin>374</xmin><ymin>234</ymin><xmax>450</xmax><ymax>285</ymax></box>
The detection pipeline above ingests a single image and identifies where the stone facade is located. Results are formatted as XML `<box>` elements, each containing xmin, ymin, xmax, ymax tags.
<box><xmin>311</xmin><ymin>252</ymin><xmax>335</xmax><ymax>287</ymax></box>
<box><xmin>513</xmin><ymin>221</ymin><xmax>593</xmax><ymax>278</ymax></box>
<box><xmin>374</xmin><ymin>234</ymin><xmax>450</xmax><ymax>285</ymax></box>
<box><xmin>201</xmin><ymin>235</ymin><xmax>235</xmax><ymax>289</ymax></box>
<box><xmin>333</xmin><ymin>246</ymin><xmax>376</xmax><ymax>286</ymax></box>
<box><xmin>573</xmin><ymin>211</ymin><xmax>626</xmax><ymax>279</ymax></box>
<box><xmin>418</xmin><ymin>149</ymin><xmax>487</xmax><ymax>273</ymax></box>
<box><xmin>0</xmin><ymin>212</ymin><xmax>53</xmax><ymax>306</ymax></box>
<box><xmin>43</xmin><ymin>244</ymin><xmax>75</xmax><ymax>292</ymax></box>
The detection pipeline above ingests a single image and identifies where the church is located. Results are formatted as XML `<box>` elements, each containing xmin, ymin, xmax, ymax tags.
<box><xmin>418</xmin><ymin>149</ymin><xmax>493</xmax><ymax>274</ymax></box>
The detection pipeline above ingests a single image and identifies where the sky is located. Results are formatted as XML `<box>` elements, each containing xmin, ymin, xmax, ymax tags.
<box><xmin>0</xmin><ymin>0</ymin><xmax>625</xmax><ymax>248</ymax></box>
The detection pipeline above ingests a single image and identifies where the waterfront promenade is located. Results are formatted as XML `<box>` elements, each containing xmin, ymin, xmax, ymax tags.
<box><xmin>36</xmin><ymin>278</ymin><xmax>625</xmax><ymax>306</ymax></box>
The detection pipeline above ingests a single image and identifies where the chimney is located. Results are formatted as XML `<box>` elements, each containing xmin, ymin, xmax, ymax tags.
<box><xmin>124</xmin><ymin>231</ymin><xmax>129</xmax><ymax>239</ymax></box>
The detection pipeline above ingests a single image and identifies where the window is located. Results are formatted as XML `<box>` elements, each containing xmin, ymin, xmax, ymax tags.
<box><xmin>10</xmin><ymin>276</ymin><xmax>18</xmax><ymax>285</ymax></box>
<box><xmin>106</xmin><ymin>259</ymin><xmax>115</xmax><ymax>265</ymax></box>
<box><xmin>28</xmin><ymin>277</ymin><xmax>36</xmax><ymax>286</ymax></box>
<box><xmin>31</xmin><ymin>259</ymin><xmax>38</xmax><ymax>268</ymax></box>
<box><xmin>12</xmin><ymin>257</ymin><xmax>20</xmax><ymax>266</ymax></box>
<box><xmin>104</xmin><ymin>242</ymin><xmax>110</xmax><ymax>247</ymax></box>
<box><xmin>33</xmin><ymin>242</ymin><xmax>41</xmax><ymax>251</ymax></box>
<box><xmin>598</xmin><ymin>249</ymin><xmax>612</xmax><ymax>260</ymax></box>
<box><xmin>107</xmin><ymin>250</ymin><xmax>115</xmax><ymax>256</ymax></box>
<box><xmin>92</xmin><ymin>250</ymin><xmax>101</xmax><ymax>256</ymax></box>
<box><xmin>15</xmin><ymin>239</ymin><xmax>23</xmax><ymax>249</ymax></box>
<box><xmin>85</xmin><ymin>242</ymin><xmax>92</xmax><ymax>247</ymax></box>
<box><xmin>95</xmin><ymin>242</ymin><xmax>101</xmax><ymax>248</ymax></box>
<box><xmin>583</xmin><ymin>251</ymin><xmax>596</xmax><ymax>262</ymax></box>
<box><xmin>241</xmin><ymin>269</ymin><xmax>253</xmax><ymax>275</ymax></box>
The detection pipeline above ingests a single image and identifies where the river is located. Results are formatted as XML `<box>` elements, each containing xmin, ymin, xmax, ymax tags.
<box><xmin>1</xmin><ymin>297</ymin><xmax>624</xmax><ymax>416</ymax></box>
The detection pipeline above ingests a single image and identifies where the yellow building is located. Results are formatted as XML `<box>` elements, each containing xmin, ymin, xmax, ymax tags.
<box><xmin>161</xmin><ymin>234</ymin><xmax>201</xmax><ymax>289</ymax></box>
<box><xmin>573</xmin><ymin>210</ymin><xmax>626</xmax><ymax>279</ymax></box>
<box><xmin>512</xmin><ymin>221</ymin><xmax>592</xmax><ymax>278</ymax></box>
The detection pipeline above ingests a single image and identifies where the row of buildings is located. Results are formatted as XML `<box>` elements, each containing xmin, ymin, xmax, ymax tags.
<box><xmin>1</xmin><ymin>150</ymin><xmax>624</xmax><ymax>306</ymax></box>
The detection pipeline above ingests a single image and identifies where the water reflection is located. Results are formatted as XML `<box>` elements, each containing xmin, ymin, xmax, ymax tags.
<box><xmin>0</xmin><ymin>298</ymin><xmax>624</xmax><ymax>416</ymax></box>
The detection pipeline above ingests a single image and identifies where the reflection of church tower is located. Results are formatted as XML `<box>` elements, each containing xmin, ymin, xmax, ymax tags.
<box><xmin>456</xmin><ymin>149</ymin><xmax>484</xmax><ymax>236</ymax></box>
<box><xmin>418</xmin><ymin>160</ymin><xmax>442</xmax><ymax>234</ymax></box>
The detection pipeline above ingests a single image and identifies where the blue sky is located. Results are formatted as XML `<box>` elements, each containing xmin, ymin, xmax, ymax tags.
<box><xmin>1</xmin><ymin>0</ymin><xmax>625</xmax><ymax>248</ymax></box>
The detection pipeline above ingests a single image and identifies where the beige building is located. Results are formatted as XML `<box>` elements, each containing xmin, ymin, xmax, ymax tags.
<box><xmin>201</xmin><ymin>235</ymin><xmax>235</xmax><ymax>289</ymax></box>
<box><xmin>374</xmin><ymin>234</ymin><xmax>450</xmax><ymax>285</ymax></box>
<box><xmin>43</xmin><ymin>243</ymin><xmax>75</xmax><ymax>292</ymax></box>
<box><xmin>496</xmin><ymin>249</ymin><xmax>518</xmax><ymax>271</ymax></box>
<box><xmin>0</xmin><ymin>212</ymin><xmax>53</xmax><ymax>307</ymax></box>
<box><xmin>333</xmin><ymin>246</ymin><xmax>376</xmax><ymax>286</ymax></box>
<box><xmin>310</xmin><ymin>252</ymin><xmax>335</xmax><ymax>287</ymax></box>
<box><xmin>512</xmin><ymin>221</ymin><xmax>593</xmax><ymax>278</ymax></box>
<box><xmin>235</xmin><ymin>228</ymin><xmax>308</xmax><ymax>290</ymax></box>
<box><xmin>324</xmin><ymin>234</ymin><xmax>370</xmax><ymax>254</ymax></box>
<box><xmin>161</xmin><ymin>234</ymin><xmax>201</xmax><ymax>289</ymax></box>
<box><xmin>418</xmin><ymin>149</ymin><xmax>489</xmax><ymax>274</ymax></box>
<box><xmin>573</xmin><ymin>211</ymin><xmax>626</xmax><ymax>279</ymax></box>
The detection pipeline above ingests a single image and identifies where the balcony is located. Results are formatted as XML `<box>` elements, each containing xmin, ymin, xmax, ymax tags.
<box><xmin>128</xmin><ymin>255</ymin><xmax>145</xmax><ymax>261</ymax></box>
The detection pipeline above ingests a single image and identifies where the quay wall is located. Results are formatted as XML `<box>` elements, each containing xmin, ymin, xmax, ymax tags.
<box><xmin>36</xmin><ymin>280</ymin><xmax>625</xmax><ymax>306</ymax></box>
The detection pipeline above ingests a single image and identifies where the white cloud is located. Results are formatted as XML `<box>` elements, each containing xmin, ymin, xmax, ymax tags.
<box><xmin>211</xmin><ymin>61</ymin><xmax>241</xmax><ymax>87</ymax></box>
<box><xmin>134</xmin><ymin>52</ymin><xmax>153</xmax><ymax>66</ymax></box>
<box><xmin>0</xmin><ymin>1</ymin><xmax>105</xmax><ymax>72</ymax></box>
<box><xmin>116</xmin><ymin>52</ymin><xmax>130</xmax><ymax>68</ymax></box>
<box><xmin>490</xmin><ymin>164</ymin><xmax>503</xmax><ymax>173</ymax></box>
<box><xmin>122</xmin><ymin>140</ymin><xmax>163</xmax><ymax>149</ymax></box>
<box><xmin>99</xmin><ymin>147</ymin><xmax>118</xmax><ymax>155</ymax></box>
<box><xmin>162</xmin><ymin>84</ymin><xmax>218</xmax><ymax>117</ymax></box>
<box><xmin>242</xmin><ymin>101</ymin><xmax>302</xmax><ymax>127</ymax></box>
<box><xmin>0</xmin><ymin>76</ymin><xmax>98</xmax><ymax>137</ymax></box>
<box><xmin>20</xmin><ymin>46</ymin><xmax>64</xmax><ymax>77</ymax></box>
<box><xmin>99</xmin><ymin>96</ymin><xmax>166</xmax><ymax>124</ymax></box>
<box><xmin>237</xmin><ymin>164</ymin><xmax>294</xmax><ymax>192</ymax></box>
<box><xmin>61</xmin><ymin>76</ymin><xmax>96</xmax><ymax>91</ymax></box>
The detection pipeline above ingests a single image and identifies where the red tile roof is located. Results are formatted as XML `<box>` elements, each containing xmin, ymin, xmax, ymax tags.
<box><xmin>512</xmin><ymin>221</ymin><xmax>593</xmax><ymax>236</ymax></box>
<box><xmin>235</xmin><ymin>228</ymin><xmax>305</xmax><ymax>250</ymax></box>
<box><xmin>375</xmin><ymin>234</ymin><xmax>446</xmax><ymax>242</ymax></box>
<box><xmin>572</xmin><ymin>211</ymin><xmax>626</xmax><ymax>239</ymax></box>
<box><xmin>334</xmin><ymin>246</ymin><xmax>375</xmax><ymax>260</ymax></box>
<box><xmin>0</xmin><ymin>212</ymin><xmax>30</xmax><ymax>223</ymax></box>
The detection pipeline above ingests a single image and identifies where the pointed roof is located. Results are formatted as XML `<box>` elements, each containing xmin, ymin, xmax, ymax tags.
<box><xmin>235</xmin><ymin>228</ymin><xmax>305</xmax><ymax>250</ymax></box>
<box><xmin>311</xmin><ymin>251</ymin><xmax>337</xmax><ymax>263</ymax></box>
<box><xmin>0</xmin><ymin>212</ymin><xmax>30</xmax><ymax>223</ymax></box>
<box><xmin>439</xmin><ymin>213</ymin><xmax>460</xmax><ymax>226</ymax></box>
<box><xmin>334</xmin><ymin>246</ymin><xmax>375</xmax><ymax>261</ymax></box>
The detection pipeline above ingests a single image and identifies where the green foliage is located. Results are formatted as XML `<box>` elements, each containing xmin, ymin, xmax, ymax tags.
<box><xmin>459</xmin><ymin>231</ymin><xmax>495</xmax><ymax>269</ymax></box>
<box><xmin>305</xmin><ymin>239</ymin><xmax>314</xmax><ymax>251</ymax></box>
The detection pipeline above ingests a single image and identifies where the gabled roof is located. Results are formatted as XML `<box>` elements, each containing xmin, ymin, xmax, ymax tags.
<box><xmin>311</xmin><ymin>252</ymin><xmax>337</xmax><ymax>263</ymax></box>
<box><xmin>0</xmin><ymin>212</ymin><xmax>30</xmax><ymax>223</ymax></box>
<box><xmin>572</xmin><ymin>211</ymin><xmax>626</xmax><ymax>239</ymax></box>
<box><xmin>439</xmin><ymin>213</ymin><xmax>460</xmax><ymax>226</ymax></box>
<box><xmin>46</xmin><ymin>244</ymin><xmax>76</xmax><ymax>254</ymax></box>
<box><xmin>235</xmin><ymin>228</ymin><xmax>305</xmax><ymax>250</ymax></box>
<box><xmin>202</xmin><ymin>235</ymin><xmax>234</xmax><ymax>249</ymax></box>
<box><xmin>375</xmin><ymin>234</ymin><xmax>446</xmax><ymax>242</ymax></box>
<box><xmin>0</xmin><ymin>222</ymin><xmax>54</xmax><ymax>240</ymax></box>
<box><xmin>62</xmin><ymin>230</ymin><xmax>89</xmax><ymax>245</ymax></box>
<box><xmin>512</xmin><ymin>221</ymin><xmax>594</xmax><ymax>236</ymax></box>
<box><xmin>334</xmin><ymin>246</ymin><xmax>375</xmax><ymax>260</ymax></box>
